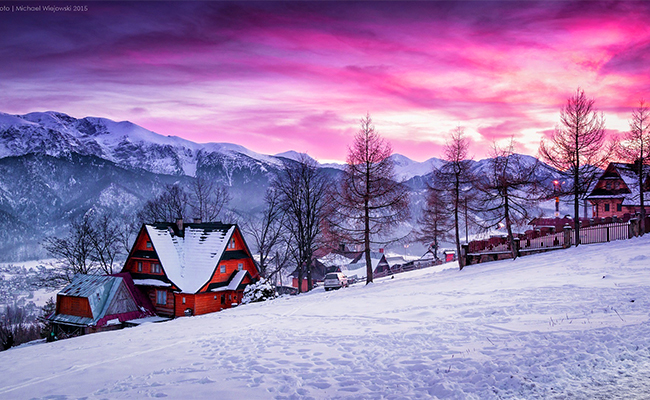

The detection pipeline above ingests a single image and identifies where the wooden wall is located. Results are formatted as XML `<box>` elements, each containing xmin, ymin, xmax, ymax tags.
<box><xmin>57</xmin><ymin>295</ymin><xmax>92</xmax><ymax>318</ymax></box>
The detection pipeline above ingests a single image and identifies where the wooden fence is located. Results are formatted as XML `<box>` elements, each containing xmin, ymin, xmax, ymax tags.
<box><xmin>463</xmin><ymin>216</ymin><xmax>646</xmax><ymax>266</ymax></box>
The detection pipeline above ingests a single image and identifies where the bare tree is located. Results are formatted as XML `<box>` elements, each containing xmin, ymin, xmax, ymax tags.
<box><xmin>329</xmin><ymin>114</ymin><xmax>410</xmax><ymax>284</ymax></box>
<box><xmin>190</xmin><ymin>175</ymin><xmax>231</xmax><ymax>222</ymax></box>
<box><xmin>242</xmin><ymin>188</ymin><xmax>286</xmax><ymax>278</ymax></box>
<box><xmin>435</xmin><ymin>126</ymin><xmax>474</xmax><ymax>269</ymax></box>
<box><xmin>619</xmin><ymin>100</ymin><xmax>650</xmax><ymax>235</ymax></box>
<box><xmin>43</xmin><ymin>214</ymin><xmax>96</xmax><ymax>284</ymax></box>
<box><xmin>87</xmin><ymin>213</ymin><xmax>123</xmax><ymax>274</ymax></box>
<box><xmin>476</xmin><ymin>139</ymin><xmax>542</xmax><ymax>259</ymax></box>
<box><xmin>272</xmin><ymin>155</ymin><xmax>330</xmax><ymax>292</ymax></box>
<box><xmin>139</xmin><ymin>180</ymin><xmax>230</xmax><ymax>224</ymax></box>
<box><xmin>414</xmin><ymin>185</ymin><xmax>452</xmax><ymax>261</ymax></box>
<box><xmin>138</xmin><ymin>184</ymin><xmax>190</xmax><ymax>223</ymax></box>
<box><xmin>540</xmin><ymin>88</ymin><xmax>610</xmax><ymax>246</ymax></box>
<box><xmin>0</xmin><ymin>302</ymin><xmax>41</xmax><ymax>351</ymax></box>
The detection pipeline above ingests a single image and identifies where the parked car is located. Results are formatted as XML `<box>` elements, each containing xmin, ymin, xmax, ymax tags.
<box><xmin>324</xmin><ymin>272</ymin><xmax>349</xmax><ymax>291</ymax></box>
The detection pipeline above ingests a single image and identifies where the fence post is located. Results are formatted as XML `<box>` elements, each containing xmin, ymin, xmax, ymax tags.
<box><xmin>607</xmin><ymin>226</ymin><xmax>610</xmax><ymax>242</ymax></box>
<box><xmin>513</xmin><ymin>237</ymin><xmax>520</xmax><ymax>258</ymax></box>
<box><xmin>629</xmin><ymin>218</ymin><xmax>638</xmax><ymax>238</ymax></box>
<box><xmin>461</xmin><ymin>243</ymin><xmax>469</xmax><ymax>267</ymax></box>
<box><xmin>563</xmin><ymin>225</ymin><xmax>572</xmax><ymax>248</ymax></box>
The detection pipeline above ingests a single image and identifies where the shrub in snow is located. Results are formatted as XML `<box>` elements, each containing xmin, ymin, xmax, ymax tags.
<box><xmin>242</xmin><ymin>279</ymin><xmax>277</xmax><ymax>304</ymax></box>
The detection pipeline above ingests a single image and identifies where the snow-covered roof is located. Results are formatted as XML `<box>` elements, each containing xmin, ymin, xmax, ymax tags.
<box><xmin>57</xmin><ymin>274</ymin><xmax>118</xmax><ymax>320</ymax></box>
<box><xmin>318</xmin><ymin>253</ymin><xmax>356</xmax><ymax>267</ymax></box>
<box><xmin>50</xmin><ymin>273</ymin><xmax>154</xmax><ymax>327</ymax></box>
<box><xmin>146</xmin><ymin>223</ymin><xmax>237</xmax><ymax>293</ymax></box>
<box><xmin>133</xmin><ymin>279</ymin><xmax>172</xmax><ymax>287</ymax></box>
<box><xmin>610</xmin><ymin>163</ymin><xmax>640</xmax><ymax>191</ymax></box>
<box><xmin>212</xmin><ymin>270</ymin><xmax>248</xmax><ymax>292</ymax></box>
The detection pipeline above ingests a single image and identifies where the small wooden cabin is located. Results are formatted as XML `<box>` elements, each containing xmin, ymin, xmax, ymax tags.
<box><xmin>586</xmin><ymin>162</ymin><xmax>650</xmax><ymax>218</ymax></box>
<box><xmin>48</xmin><ymin>273</ymin><xmax>156</xmax><ymax>337</ymax></box>
<box><xmin>121</xmin><ymin>220</ymin><xmax>260</xmax><ymax>317</ymax></box>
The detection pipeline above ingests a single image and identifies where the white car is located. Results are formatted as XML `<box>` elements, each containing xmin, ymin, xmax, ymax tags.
<box><xmin>324</xmin><ymin>272</ymin><xmax>349</xmax><ymax>291</ymax></box>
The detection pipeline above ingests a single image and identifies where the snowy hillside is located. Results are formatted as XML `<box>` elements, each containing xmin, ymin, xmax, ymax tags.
<box><xmin>1</xmin><ymin>237</ymin><xmax>649</xmax><ymax>399</ymax></box>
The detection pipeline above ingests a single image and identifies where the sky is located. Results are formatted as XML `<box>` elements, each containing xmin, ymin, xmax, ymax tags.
<box><xmin>1</xmin><ymin>1</ymin><xmax>650</xmax><ymax>163</ymax></box>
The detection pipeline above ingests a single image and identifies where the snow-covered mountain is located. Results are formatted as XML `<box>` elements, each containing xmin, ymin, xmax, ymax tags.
<box><xmin>0</xmin><ymin>111</ymin><xmax>286</xmax><ymax>176</ymax></box>
<box><xmin>0</xmin><ymin>111</ymin><xmax>562</xmax><ymax>261</ymax></box>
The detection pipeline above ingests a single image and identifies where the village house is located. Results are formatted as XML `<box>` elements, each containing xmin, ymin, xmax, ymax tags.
<box><xmin>121</xmin><ymin>220</ymin><xmax>260</xmax><ymax>317</ymax></box>
<box><xmin>586</xmin><ymin>162</ymin><xmax>650</xmax><ymax>218</ymax></box>
<box><xmin>48</xmin><ymin>273</ymin><xmax>156</xmax><ymax>337</ymax></box>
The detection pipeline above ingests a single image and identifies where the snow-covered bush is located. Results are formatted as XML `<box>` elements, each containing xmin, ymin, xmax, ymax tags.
<box><xmin>242</xmin><ymin>279</ymin><xmax>277</xmax><ymax>304</ymax></box>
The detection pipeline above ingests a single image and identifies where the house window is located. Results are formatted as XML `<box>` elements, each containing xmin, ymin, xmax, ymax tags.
<box><xmin>151</xmin><ymin>263</ymin><xmax>161</xmax><ymax>273</ymax></box>
<box><xmin>220</xmin><ymin>264</ymin><xmax>226</xmax><ymax>273</ymax></box>
<box><xmin>146</xmin><ymin>241</ymin><xmax>152</xmax><ymax>248</ymax></box>
<box><xmin>617</xmin><ymin>203</ymin><xmax>622</xmax><ymax>212</ymax></box>
<box><xmin>605</xmin><ymin>203</ymin><xmax>610</xmax><ymax>212</ymax></box>
<box><xmin>228</xmin><ymin>238</ymin><xmax>236</xmax><ymax>249</ymax></box>
<box><xmin>238</xmin><ymin>263</ymin><xmax>243</xmax><ymax>271</ymax></box>
<box><xmin>137</xmin><ymin>262</ymin><xmax>142</xmax><ymax>272</ymax></box>
<box><xmin>156</xmin><ymin>290</ymin><xmax>167</xmax><ymax>305</ymax></box>
<box><xmin>606</xmin><ymin>182</ymin><xmax>611</xmax><ymax>190</ymax></box>
<box><xmin>182</xmin><ymin>297</ymin><xmax>186</xmax><ymax>304</ymax></box>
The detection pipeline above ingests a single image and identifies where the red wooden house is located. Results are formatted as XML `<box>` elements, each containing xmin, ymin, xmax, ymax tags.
<box><xmin>586</xmin><ymin>162</ymin><xmax>650</xmax><ymax>218</ymax></box>
<box><xmin>48</xmin><ymin>273</ymin><xmax>156</xmax><ymax>337</ymax></box>
<box><xmin>121</xmin><ymin>220</ymin><xmax>260</xmax><ymax>317</ymax></box>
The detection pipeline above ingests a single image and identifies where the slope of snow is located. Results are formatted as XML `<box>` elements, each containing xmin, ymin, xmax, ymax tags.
<box><xmin>2</xmin><ymin>236</ymin><xmax>649</xmax><ymax>399</ymax></box>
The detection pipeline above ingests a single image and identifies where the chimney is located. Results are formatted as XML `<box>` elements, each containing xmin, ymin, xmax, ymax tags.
<box><xmin>193</xmin><ymin>218</ymin><xmax>202</xmax><ymax>224</ymax></box>
<box><xmin>176</xmin><ymin>218</ymin><xmax>183</xmax><ymax>232</ymax></box>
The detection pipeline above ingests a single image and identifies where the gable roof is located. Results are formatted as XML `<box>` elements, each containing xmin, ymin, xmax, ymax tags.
<box><xmin>50</xmin><ymin>273</ymin><xmax>155</xmax><ymax>327</ymax></box>
<box><xmin>587</xmin><ymin>162</ymin><xmax>650</xmax><ymax>204</ymax></box>
<box><xmin>145</xmin><ymin>222</ymin><xmax>250</xmax><ymax>293</ymax></box>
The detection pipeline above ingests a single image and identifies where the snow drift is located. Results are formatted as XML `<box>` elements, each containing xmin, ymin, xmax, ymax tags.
<box><xmin>1</xmin><ymin>236</ymin><xmax>649</xmax><ymax>399</ymax></box>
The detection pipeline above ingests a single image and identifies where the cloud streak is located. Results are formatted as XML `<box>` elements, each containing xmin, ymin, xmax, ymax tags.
<box><xmin>1</xmin><ymin>1</ymin><xmax>649</xmax><ymax>161</ymax></box>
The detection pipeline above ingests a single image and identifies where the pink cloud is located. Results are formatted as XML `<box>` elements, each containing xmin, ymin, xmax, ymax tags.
<box><xmin>2</xmin><ymin>1</ymin><xmax>650</xmax><ymax>161</ymax></box>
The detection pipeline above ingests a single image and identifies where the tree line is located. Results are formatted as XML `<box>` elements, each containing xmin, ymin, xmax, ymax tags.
<box><xmin>42</xmin><ymin>88</ymin><xmax>650</xmax><ymax>290</ymax></box>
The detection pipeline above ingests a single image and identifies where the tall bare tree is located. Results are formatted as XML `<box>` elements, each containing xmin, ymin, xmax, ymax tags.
<box><xmin>272</xmin><ymin>155</ymin><xmax>329</xmax><ymax>293</ymax></box>
<box><xmin>87</xmin><ymin>213</ymin><xmax>123</xmax><ymax>274</ymax></box>
<box><xmin>242</xmin><ymin>188</ymin><xmax>286</xmax><ymax>278</ymax></box>
<box><xmin>476</xmin><ymin>139</ymin><xmax>542</xmax><ymax>259</ymax></box>
<box><xmin>43</xmin><ymin>214</ymin><xmax>96</xmax><ymax>284</ymax></box>
<box><xmin>619</xmin><ymin>100</ymin><xmax>650</xmax><ymax>235</ymax></box>
<box><xmin>138</xmin><ymin>184</ymin><xmax>190</xmax><ymax>223</ymax></box>
<box><xmin>414</xmin><ymin>185</ymin><xmax>451</xmax><ymax>262</ymax></box>
<box><xmin>330</xmin><ymin>114</ymin><xmax>409</xmax><ymax>284</ymax></box>
<box><xmin>435</xmin><ymin>126</ymin><xmax>474</xmax><ymax>269</ymax></box>
<box><xmin>190</xmin><ymin>175</ymin><xmax>231</xmax><ymax>222</ymax></box>
<box><xmin>540</xmin><ymin>88</ymin><xmax>610</xmax><ymax>246</ymax></box>
<box><xmin>139</xmin><ymin>180</ymin><xmax>230</xmax><ymax>224</ymax></box>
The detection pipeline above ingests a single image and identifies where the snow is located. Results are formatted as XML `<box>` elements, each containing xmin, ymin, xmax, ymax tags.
<box><xmin>146</xmin><ymin>224</ymin><xmax>234</xmax><ymax>293</ymax></box>
<box><xmin>1</xmin><ymin>236</ymin><xmax>650</xmax><ymax>398</ymax></box>
<box><xmin>211</xmin><ymin>270</ymin><xmax>247</xmax><ymax>292</ymax></box>
<box><xmin>132</xmin><ymin>279</ymin><xmax>172</xmax><ymax>287</ymax></box>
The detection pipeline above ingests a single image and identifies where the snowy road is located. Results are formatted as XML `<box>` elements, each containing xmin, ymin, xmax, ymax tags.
<box><xmin>1</xmin><ymin>236</ymin><xmax>649</xmax><ymax>399</ymax></box>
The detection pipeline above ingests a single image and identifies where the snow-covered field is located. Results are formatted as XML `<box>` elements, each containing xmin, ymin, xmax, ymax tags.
<box><xmin>1</xmin><ymin>237</ymin><xmax>649</xmax><ymax>399</ymax></box>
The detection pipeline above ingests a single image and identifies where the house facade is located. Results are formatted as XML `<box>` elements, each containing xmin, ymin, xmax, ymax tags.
<box><xmin>586</xmin><ymin>162</ymin><xmax>650</xmax><ymax>218</ymax></box>
<box><xmin>121</xmin><ymin>220</ymin><xmax>260</xmax><ymax>317</ymax></box>
<box><xmin>48</xmin><ymin>273</ymin><xmax>156</xmax><ymax>337</ymax></box>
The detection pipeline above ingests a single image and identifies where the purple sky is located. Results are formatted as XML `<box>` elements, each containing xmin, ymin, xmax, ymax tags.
<box><xmin>2</xmin><ymin>1</ymin><xmax>650</xmax><ymax>162</ymax></box>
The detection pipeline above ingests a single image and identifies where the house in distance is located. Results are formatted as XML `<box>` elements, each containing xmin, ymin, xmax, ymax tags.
<box><xmin>586</xmin><ymin>162</ymin><xmax>650</xmax><ymax>218</ymax></box>
<box><xmin>121</xmin><ymin>219</ymin><xmax>260</xmax><ymax>317</ymax></box>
